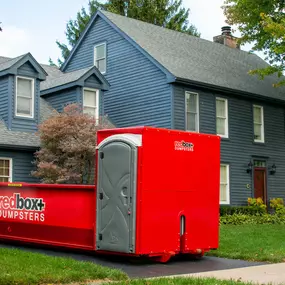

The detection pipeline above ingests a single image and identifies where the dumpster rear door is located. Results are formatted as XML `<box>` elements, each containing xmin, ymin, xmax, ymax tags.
<box><xmin>96</xmin><ymin>134</ymin><xmax>140</xmax><ymax>254</ymax></box>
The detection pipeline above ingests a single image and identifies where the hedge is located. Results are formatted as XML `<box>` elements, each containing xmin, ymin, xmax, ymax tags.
<box><xmin>220</xmin><ymin>213</ymin><xmax>285</xmax><ymax>225</ymax></box>
<box><xmin>220</xmin><ymin>205</ymin><xmax>266</xmax><ymax>216</ymax></box>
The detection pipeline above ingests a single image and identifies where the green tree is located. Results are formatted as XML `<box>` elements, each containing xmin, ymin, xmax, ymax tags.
<box><xmin>223</xmin><ymin>0</ymin><xmax>285</xmax><ymax>87</ymax></box>
<box><xmin>51</xmin><ymin>0</ymin><xmax>200</xmax><ymax>66</ymax></box>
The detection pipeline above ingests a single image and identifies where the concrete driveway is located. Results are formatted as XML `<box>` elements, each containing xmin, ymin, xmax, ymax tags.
<box><xmin>0</xmin><ymin>242</ymin><xmax>266</xmax><ymax>278</ymax></box>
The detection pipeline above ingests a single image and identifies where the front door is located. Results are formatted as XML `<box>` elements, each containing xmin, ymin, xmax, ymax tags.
<box><xmin>254</xmin><ymin>168</ymin><xmax>267</xmax><ymax>203</ymax></box>
<box><xmin>96</xmin><ymin>140</ymin><xmax>136</xmax><ymax>254</ymax></box>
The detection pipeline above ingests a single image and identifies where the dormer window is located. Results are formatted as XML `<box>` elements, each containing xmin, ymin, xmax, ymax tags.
<box><xmin>94</xmin><ymin>43</ymin><xmax>106</xmax><ymax>74</ymax></box>
<box><xmin>83</xmin><ymin>88</ymin><xmax>99</xmax><ymax>121</ymax></box>
<box><xmin>15</xmin><ymin>76</ymin><xmax>34</xmax><ymax>118</ymax></box>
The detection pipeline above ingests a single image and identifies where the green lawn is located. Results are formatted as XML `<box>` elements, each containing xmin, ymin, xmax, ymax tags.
<box><xmin>0</xmin><ymin>247</ymin><xmax>127</xmax><ymax>285</ymax></box>
<box><xmin>109</xmin><ymin>277</ymin><xmax>256</xmax><ymax>285</ymax></box>
<box><xmin>207</xmin><ymin>224</ymin><xmax>285</xmax><ymax>263</ymax></box>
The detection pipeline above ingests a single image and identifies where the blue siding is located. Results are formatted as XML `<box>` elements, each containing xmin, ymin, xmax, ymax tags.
<box><xmin>0</xmin><ymin>149</ymin><xmax>38</xmax><ymax>182</ymax></box>
<box><xmin>85</xmin><ymin>74</ymin><xmax>101</xmax><ymax>87</ymax></box>
<box><xmin>0</xmin><ymin>76</ymin><xmax>9</xmax><ymax>126</ymax></box>
<box><xmin>173</xmin><ymin>83</ymin><xmax>285</xmax><ymax>205</ymax></box>
<box><xmin>11</xmin><ymin>76</ymin><xmax>40</xmax><ymax>132</ymax></box>
<box><xmin>18</xmin><ymin>62</ymin><xmax>39</xmax><ymax>78</ymax></box>
<box><xmin>44</xmin><ymin>87</ymin><xmax>79</xmax><ymax>113</ymax></box>
<box><xmin>64</xmin><ymin>17</ymin><xmax>172</xmax><ymax>128</ymax></box>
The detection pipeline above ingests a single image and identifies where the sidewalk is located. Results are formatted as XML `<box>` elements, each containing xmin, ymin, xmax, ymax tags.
<box><xmin>167</xmin><ymin>262</ymin><xmax>285</xmax><ymax>285</ymax></box>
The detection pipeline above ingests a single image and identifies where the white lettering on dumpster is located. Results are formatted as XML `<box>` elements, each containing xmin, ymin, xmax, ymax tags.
<box><xmin>0</xmin><ymin>193</ymin><xmax>45</xmax><ymax>222</ymax></box>
<box><xmin>174</xmin><ymin>141</ymin><xmax>194</xmax><ymax>152</ymax></box>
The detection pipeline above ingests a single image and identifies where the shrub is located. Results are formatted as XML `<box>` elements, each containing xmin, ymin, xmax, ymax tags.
<box><xmin>220</xmin><ymin>205</ymin><xmax>265</xmax><ymax>216</ymax></box>
<box><xmin>247</xmin><ymin>197</ymin><xmax>267</xmax><ymax>212</ymax></box>
<box><xmin>220</xmin><ymin>212</ymin><xmax>285</xmax><ymax>225</ymax></box>
<box><xmin>270</xmin><ymin>198</ymin><xmax>285</xmax><ymax>214</ymax></box>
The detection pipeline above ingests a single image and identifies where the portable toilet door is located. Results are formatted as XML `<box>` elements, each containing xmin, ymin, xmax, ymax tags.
<box><xmin>96</xmin><ymin>134</ymin><xmax>142</xmax><ymax>254</ymax></box>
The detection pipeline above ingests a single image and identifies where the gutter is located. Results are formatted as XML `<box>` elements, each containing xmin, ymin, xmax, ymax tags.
<box><xmin>0</xmin><ymin>144</ymin><xmax>39</xmax><ymax>151</ymax></box>
<box><xmin>174</xmin><ymin>77</ymin><xmax>285</xmax><ymax>105</ymax></box>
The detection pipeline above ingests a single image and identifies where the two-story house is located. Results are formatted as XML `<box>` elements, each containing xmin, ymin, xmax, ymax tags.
<box><xmin>58</xmin><ymin>10</ymin><xmax>285</xmax><ymax>206</ymax></box>
<box><xmin>0</xmin><ymin>53</ymin><xmax>110</xmax><ymax>183</ymax></box>
<box><xmin>1</xmin><ymin>10</ymin><xmax>285</xmax><ymax>206</ymax></box>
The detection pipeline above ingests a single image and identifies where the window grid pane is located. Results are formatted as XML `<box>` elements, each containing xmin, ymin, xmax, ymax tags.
<box><xmin>17</xmin><ymin>78</ymin><xmax>32</xmax><ymax>98</ymax></box>
<box><xmin>94</xmin><ymin>44</ymin><xmax>106</xmax><ymax>73</ymax></box>
<box><xmin>17</xmin><ymin>97</ymin><xmax>32</xmax><ymax>115</ymax></box>
<box><xmin>83</xmin><ymin>106</ymin><xmax>97</xmax><ymax>117</ymax></box>
<box><xmin>253</xmin><ymin>106</ymin><xmax>264</xmax><ymax>141</ymax></box>
<box><xmin>217</xmin><ymin>118</ymin><xmax>225</xmax><ymax>136</ymax></box>
<box><xmin>186</xmin><ymin>93</ymin><xmax>198</xmax><ymax>132</ymax></box>
<box><xmin>95</xmin><ymin>44</ymin><xmax>106</xmax><ymax>60</ymax></box>
<box><xmin>216</xmin><ymin>98</ymin><xmax>228</xmax><ymax>137</ymax></box>
<box><xmin>254</xmin><ymin>107</ymin><xmax>262</xmax><ymax>123</ymax></box>
<box><xmin>220</xmin><ymin>165</ymin><xmax>229</xmax><ymax>204</ymax></box>
<box><xmin>216</xmin><ymin>99</ymin><xmax>226</xmax><ymax>118</ymax></box>
<box><xmin>0</xmin><ymin>159</ymin><xmax>11</xmax><ymax>182</ymax></box>
<box><xmin>16</xmin><ymin>78</ymin><xmax>33</xmax><ymax>116</ymax></box>
<box><xmin>220</xmin><ymin>185</ymin><xmax>227</xmax><ymax>202</ymax></box>
<box><xmin>83</xmin><ymin>90</ymin><xmax>98</xmax><ymax>119</ymax></box>
<box><xmin>84</xmin><ymin>90</ymin><xmax>97</xmax><ymax>107</ymax></box>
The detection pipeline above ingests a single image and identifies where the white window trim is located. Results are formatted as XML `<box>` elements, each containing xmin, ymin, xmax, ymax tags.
<box><xmin>94</xmin><ymin>42</ymin><xmax>106</xmax><ymax>74</ymax></box>
<box><xmin>216</xmin><ymin>97</ymin><xmax>228</xmax><ymax>138</ymax></box>
<box><xmin>83</xmin><ymin>88</ymin><xmax>100</xmax><ymax>122</ymax></box>
<box><xmin>220</xmin><ymin>164</ymin><xmax>230</xmax><ymax>205</ymax></box>
<box><xmin>15</xmin><ymin>76</ymin><xmax>35</xmax><ymax>118</ymax></box>
<box><xmin>185</xmin><ymin>91</ymin><xmax>199</xmax><ymax>132</ymax></box>
<box><xmin>253</xmin><ymin>105</ymin><xmax>265</xmax><ymax>143</ymax></box>
<box><xmin>0</xmin><ymin>157</ymin><xmax>12</xmax><ymax>182</ymax></box>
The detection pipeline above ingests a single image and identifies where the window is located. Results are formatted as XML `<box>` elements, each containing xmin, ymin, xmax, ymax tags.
<box><xmin>94</xmin><ymin>43</ymin><xmax>106</xmax><ymax>74</ymax></box>
<box><xmin>15</xmin><ymin>76</ymin><xmax>34</xmax><ymax>118</ymax></box>
<box><xmin>83</xmin><ymin>88</ymin><xmax>99</xmax><ymax>121</ymax></box>
<box><xmin>220</xmin><ymin>164</ymin><xmax>230</xmax><ymax>204</ymax></box>
<box><xmin>216</xmin><ymin>97</ymin><xmax>228</xmax><ymax>138</ymax></box>
<box><xmin>254</xmin><ymin>160</ymin><xmax>266</xmax><ymax>167</ymax></box>
<box><xmin>253</xmin><ymin>105</ymin><xmax>264</xmax><ymax>143</ymax></box>
<box><xmin>0</xmin><ymin>158</ymin><xmax>12</xmax><ymax>182</ymax></box>
<box><xmin>185</xmin><ymin>92</ymin><xmax>199</xmax><ymax>132</ymax></box>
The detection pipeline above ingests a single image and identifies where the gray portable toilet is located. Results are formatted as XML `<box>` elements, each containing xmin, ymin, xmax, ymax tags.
<box><xmin>95</xmin><ymin>134</ymin><xmax>142</xmax><ymax>254</ymax></box>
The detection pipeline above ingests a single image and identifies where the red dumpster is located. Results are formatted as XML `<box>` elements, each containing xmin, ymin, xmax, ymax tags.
<box><xmin>0</xmin><ymin>126</ymin><xmax>220</xmax><ymax>263</ymax></box>
<box><xmin>0</xmin><ymin>183</ymin><xmax>96</xmax><ymax>250</ymax></box>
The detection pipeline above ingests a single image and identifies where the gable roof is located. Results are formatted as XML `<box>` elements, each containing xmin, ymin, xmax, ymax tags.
<box><xmin>61</xmin><ymin>10</ymin><xmax>285</xmax><ymax>102</ymax></box>
<box><xmin>0</xmin><ymin>53</ymin><xmax>47</xmax><ymax>80</ymax></box>
<box><xmin>41</xmin><ymin>65</ymin><xmax>110</xmax><ymax>95</ymax></box>
<box><xmin>0</xmin><ymin>56</ymin><xmax>109</xmax><ymax>95</ymax></box>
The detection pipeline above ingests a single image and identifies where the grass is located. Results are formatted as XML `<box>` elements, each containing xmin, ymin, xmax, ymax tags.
<box><xmin>207</xmin><ymin>224</ymin><xmax>285</xmax><ymax>263</ymax></box>
<box><xmin>108</xmin><ymin>277</ymin><xmax>257</xmax><ymax>285</ymax></box>
<box><xmin>0</xmin><ymin>247</ymin><xmax>127</xmax><ymax>285</ymax></box>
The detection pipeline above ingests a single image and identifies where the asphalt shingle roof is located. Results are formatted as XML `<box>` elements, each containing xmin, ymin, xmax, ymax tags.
<box><xmin>100</xmin><ymin>10</ymin><xmax>285</xmax><ymax>100</ymax></box>
<box><xmin>0</xmin><ymin>56</ymin><xmax>91</xmax><ymax>91</ymax></box>
<box><xmin>0</xmin><ymin>54</ymin><xmax>26</xmax><ymax>72</ymax></box>
<box><xmin>0</xmin><ymin>98</ymin><xmax>55</xmax><ymax>148</ymax></box>
<box><xmin>40</xmin><ymin>66</ymin><xmax>93</xmax><ymax>91</ymax></box>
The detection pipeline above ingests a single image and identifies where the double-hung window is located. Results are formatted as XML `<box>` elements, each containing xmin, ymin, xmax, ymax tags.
<box><xmin>83</xmin><ymin>88</ymin><xmax>99</xmax><ymax>121</ymax></box>
<box><xmin>94</xmin><ymin>43</ymin><xmax>106</xmax><ymax>74</ymax></box>
<box><xmin>216</xmin><ymin>97</ymin><xmax>228</xmax><ymax>138</ymax></box>
<box><xmin>220</xmin><ymin>164</ymin><xmax>230</xmax><ymax>204</ymax></box>
<box><xmin>253</xmin><ymin>105</ymin><xmax>264</xmax><ymax>143</ymax></box>
<box><xmin>0</xmin><ymin>158</ymin><xmax>12</xmax><ymax>182</ymax></box>
<box><xmin>185</xmin><ymin>91</ymin><xmax>199</xmax><ymax>132</ymax></box>
<box><xmin>16</xmin><ymin>76</ymin><xmax>34</xmax><ymax>118</ymax></box>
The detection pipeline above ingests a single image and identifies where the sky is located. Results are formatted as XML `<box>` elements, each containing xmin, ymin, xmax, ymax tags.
<box><xmin>0</xmin><ymin>0</ymin><xmax>262</xmax><ymax>65</ymax></box>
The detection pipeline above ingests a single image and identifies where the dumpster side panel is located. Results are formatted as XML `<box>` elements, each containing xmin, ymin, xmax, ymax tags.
<box><xmin>139</xmin><ymin>128</ymin><xmax>220</xmax><ymax>255</ymax></box>
<box><xmin>0</xmin><ymin>183</ymin><xmax>96</xmax><ymax>250</ymax></box>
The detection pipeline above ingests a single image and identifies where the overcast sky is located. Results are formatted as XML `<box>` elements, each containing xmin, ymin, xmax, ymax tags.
<box><xmin>0</xmin><ymin>0</ymin><xmax>261</xmax><ymax>65</ymax></box>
